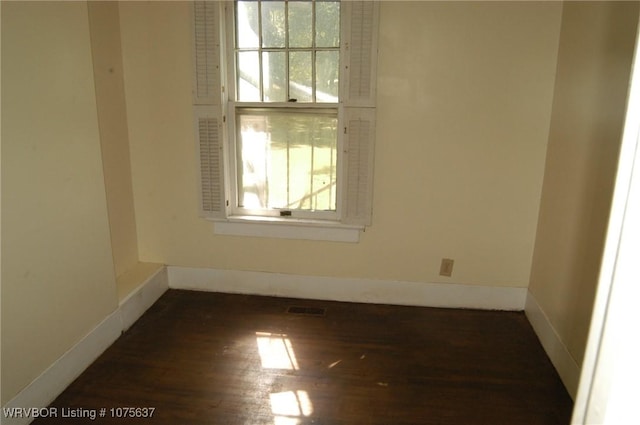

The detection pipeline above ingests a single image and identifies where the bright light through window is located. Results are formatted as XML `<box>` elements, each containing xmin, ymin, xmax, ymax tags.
<box><xmin>237</xmin><ymin>111</ymin><xmax>338</xmax><ymax>212</ymax></box>
<box><xmin>255</xmin><ymin>332</ymin><xmax>300</xmax><ymax>370</ymax></box>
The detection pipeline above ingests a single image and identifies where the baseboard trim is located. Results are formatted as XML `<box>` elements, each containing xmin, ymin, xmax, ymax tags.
<box><xmin>525</xmin><ymin>291</ymin><xmax>581</xmax><ymax>399</ymax></box>
<box><xmin>119</xmin><ymin>266</ymin><xmax>168</xmax><ymax>331</ymax></box>
<box><xmin>1</xmin><ymin>311</ymin><xmax>121</xmax><ymax>425</ymax></box>
<box><xmin>2</xmin><ymin>266</ymin><xmax>168</xmax><ymax>425</ymax></box>
<box><xmin>167</xmin><ymin>266</ymin><xmax>527</xmax><ymax>311</ymax></box>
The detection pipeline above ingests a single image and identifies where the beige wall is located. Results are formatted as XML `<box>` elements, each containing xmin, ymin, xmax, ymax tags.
<box><xmin>88</xmin><ymin>1</ymin><xmax>139</xmax><ymax>279</ymax></box>
<box><xmin>1</xmin><ymin>1</ymin><xmax>119</xmax><ymax>404</ymax></box>
<box><xmin>1</xmin><ymin>0</ymin><xmax>635</xmax><ymax>410</ymax></box>
<box><xmin>120</xmin><ymin>1</ymin><xmax>562</xmax><ymax>287</ymax></box>
<box><xmin>529</xmin><ymin>1</ymin><xmax>639</xmax><ymax>367</ymax></box>
<box><xmin>0</xmin><ymin>1</ymin><xmax>3</xmax><ymax>407</ymax></box>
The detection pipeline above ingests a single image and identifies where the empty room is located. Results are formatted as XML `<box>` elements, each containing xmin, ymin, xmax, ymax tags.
<box><xmin>2</xmin><ymin>1</ymin><xmax>640</xmax><ymax>424</ymax></box>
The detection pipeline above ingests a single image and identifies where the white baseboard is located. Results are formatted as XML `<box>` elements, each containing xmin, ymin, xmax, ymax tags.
<box><xmin>167</xmin><ymin>266</ymin><xmax>527</xmax><ymax>310</ymax></box>
<box><xmin>525</xmin><ymin>291</ymin><xmax>581</xmax><ymax>400</ymax></box>
<box><xmin>2</xmin><ymin>266</ymin><xmax>168</xmax><ymax>425</ymax></box>
<box><xmin>1</xmin><ymin>312</ymin><xmax>122</xmax><ymax>425</ymax></box>
<box><xmin>119</xmin><ymin>266</ymin><xmax>168</xmax><ymax>331</ymax></box>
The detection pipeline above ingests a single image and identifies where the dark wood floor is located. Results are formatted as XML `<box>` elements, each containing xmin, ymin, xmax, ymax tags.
<box><xmin>34</xmin><ymin>289</ymin><xmax>573</xmax><ymax>424</ymax></box>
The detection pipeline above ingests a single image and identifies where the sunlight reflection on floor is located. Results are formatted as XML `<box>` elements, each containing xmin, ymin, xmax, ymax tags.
<box><xmin>270</xmin><ymin>390</ymin><xmax>313</xmax><ymax>424</ymax></box>
<box><xmin>255</xmin><ymin>332</ymin><xmax>314</xmax><ymax>424</ymax></box>
<box><xmin>255</xmin><ymin>332</ymin><xmax>300</xmax><ymax>370</ymax></box>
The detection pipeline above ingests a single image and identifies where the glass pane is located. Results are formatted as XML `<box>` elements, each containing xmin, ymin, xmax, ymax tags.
<box><xmin>316</xmin><ymin>51</ymin><xmax>339</xmax><ymax>102</ymax></box>
<box><xmin>288</xmin><ymin>1</ymin><xmax>312</xmax><ymax>48</ymax></box>
<box><xmin>311</xmin><ymin>125</ymin><xmax>337</xmax><ymax>210</ymax></box>
<box><xmin>263</xmin><ymin>51</ymin><xmax>287</xmax><ymax>102</ymax></box>
<box><xmin>236</xmin><ymin>1</ymin><xmax>260</xmax><ymax>49</ymax></box>
<box><xmin>316</xmin><ymin>1</ymin><xmax>340</xmax><ymax>48</ymax></box>
<box><xmin>289</xmin><ymin>51</ymin><xmax>312</xmax><ymax>102</ymax></box>
<box><xmin>261</xmin><ymin>1</ymin><xmax>286</xmax><ymax>48</ymax></box>
<box><xmin>237</xmin><ymin>51</ymin><xmax>261</xmax><ymax>101</ymax></box>
<box><xmin>236</xmin><ymin>114</ymin><xmax>269</xmax><ymax>208</ymax></box>
<box><xmin>237</xmin><ymin>111</ymin><xmax>338</xmax><ymax>211</ymax></box>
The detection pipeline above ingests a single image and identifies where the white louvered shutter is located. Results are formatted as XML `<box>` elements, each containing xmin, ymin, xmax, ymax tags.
<box><xmin>193</xmin><ymin>1</ymin><xmax>221</xmax><ymax>105</ymax></box>
<box><xmin>192</xmin><ymin>1</ymin><xmax>226</xmax><ymax>218</ymax></box>
<box><xmin>343</xmin><ymin>1</ymin><xmax>378</xmax><ymax>107</ymax></box>
<box><xmin>343</xmin><ymin>108</ymin><xmax>376</xmax><ymax>225</ymax></box>
<box><xmin>342</xmin><ymin>1</ymin><xmax>379</xmax><ymax>226</ymax></box>
<box><xmin>195</xmin><ymin>107</ymin><xmax>225</xmax><ymax>216</ymax></box>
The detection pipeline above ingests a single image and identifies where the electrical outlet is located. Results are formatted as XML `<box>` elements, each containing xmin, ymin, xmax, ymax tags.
<box><xmin>440</xmin><ymin>258</ymin><xmax>454</xmax><ymax>277</ymax></box>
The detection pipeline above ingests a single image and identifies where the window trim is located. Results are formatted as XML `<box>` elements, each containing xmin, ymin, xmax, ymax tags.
<box><xmin>214</xmin><ymin>215</ymin><xmax>363</xmax><ymax>243</ymax></box>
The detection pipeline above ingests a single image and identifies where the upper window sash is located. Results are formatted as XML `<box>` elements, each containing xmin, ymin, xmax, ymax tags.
<box><xmin>228</xmin><ymin>0</ymin><xmax>341</xmax><ymax>104</ymax></box>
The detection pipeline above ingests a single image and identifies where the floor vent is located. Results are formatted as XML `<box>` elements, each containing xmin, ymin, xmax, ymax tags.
<box><xmin>286</xmin><ymin>306</ymin><xmax>326</xmax><ymax>316</ymax></box>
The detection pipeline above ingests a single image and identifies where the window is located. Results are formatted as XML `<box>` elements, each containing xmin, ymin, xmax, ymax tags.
<box><xmin>192</xmin><ymin>1</ymin><xmax>378</xmax><ymax>235</ymax></box>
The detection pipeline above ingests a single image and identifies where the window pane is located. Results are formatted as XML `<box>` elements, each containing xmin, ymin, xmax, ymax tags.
<box><xmin>237</xmin><ymin>51</ymin><xmax>261</xmax><ymax>101</ymax></box>
<box><xmin>289</xmin><ymin>51</ymin><xmax>312</xmax><ymax>102</ymax></box>
<box><xmin>236</xmin><ymin>1</ymin><xmax>259</xmax><ymax>49</ymax></box>
<box><xmin>237</xmin><ymin>111</ymin><xmax>338</xmax><ymax>211</ymax></box>
<box><xmin>312</xmin><ymin>127</ymin><xmax>337</xmax><ymax>210</ymax></box>
<box><xmin>261</xmin><ymin>1</ymin><xmax>286</xmax><ymax>48</ymax></box>
<box><xmin>263</xmin><ymin>51</ymin><xmax>286</xmax><ymax>102</ymax></box>
<box><xmin>237</xmin><ymin>114</ymin><xmax>268</xmax><ymax>209</ymax></box>
<box><xmin>316</xmin><ymin>51</ymin><xmax>339</xmax><ymax>102</ymax></box>
<box><xmin>288</xmin><ymin>1</ymin><xmax>312</xmax><ymax>48</ymax></box>
<box><xmin>316</xmin><ymin>1</ymin><xmax>340</xmax><ymax>48</ymax></box>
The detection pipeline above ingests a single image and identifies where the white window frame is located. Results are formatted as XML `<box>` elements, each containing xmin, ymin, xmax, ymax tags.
<box><xmin>191</xmin><ymin>1</ymin><xmax>378</xmax><ymax>241</ymax></box>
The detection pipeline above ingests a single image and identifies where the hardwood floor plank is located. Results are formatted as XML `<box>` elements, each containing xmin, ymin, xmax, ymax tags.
<box><xmin>32</xmin><ymin>289</ymin><xmax>573</xmax><ymax>424</ymax></box>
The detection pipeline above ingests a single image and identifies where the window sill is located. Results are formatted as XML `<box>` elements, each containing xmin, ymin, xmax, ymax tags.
<box><xmin>211</xmin><ymin>216</ymin><xmax>363</xmax><ymax>243</ymax></box>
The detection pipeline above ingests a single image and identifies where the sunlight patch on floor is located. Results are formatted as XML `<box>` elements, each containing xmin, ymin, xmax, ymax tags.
<box><xmin>270</xmin><ymin>390</ymin><xmax>313</xmax><ymax>424</ymax></box>
<box><xmin>256</xmin><ymin>332</ymin><xmax>300</xmax><ymax>370</ymax></box>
